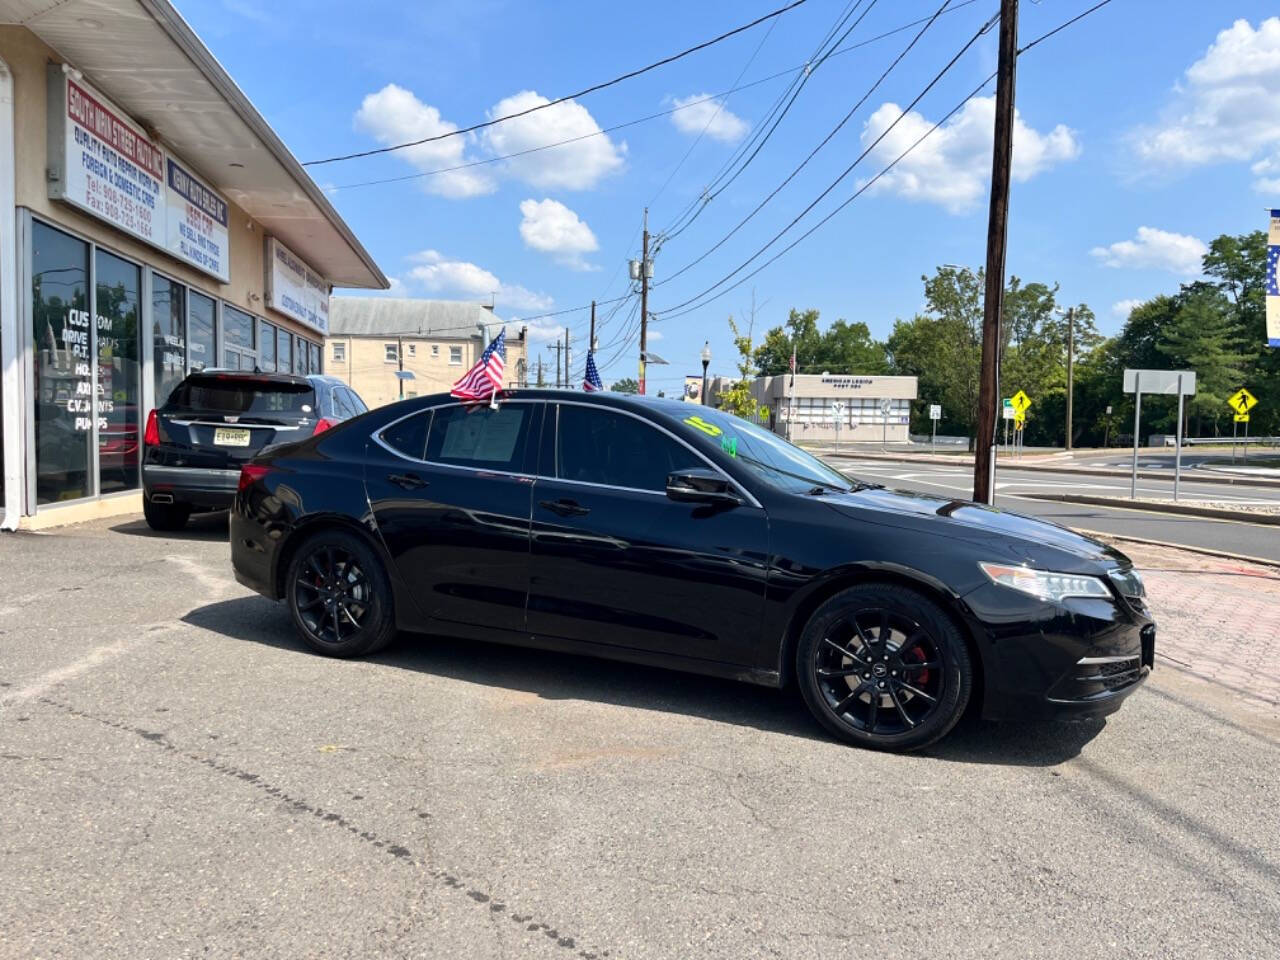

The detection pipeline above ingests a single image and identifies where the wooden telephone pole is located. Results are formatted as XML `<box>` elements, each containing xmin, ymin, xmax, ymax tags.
<box><xmin>972</xmin><ymin>0</ymin><xmax>1018</xmax><ymax>505</ymax></box>
<box><xmin>549</xmin><ymin>341</ymin><xmax>563</xmax><ymax>388</ymax></box>
<box><xmin>589</xmin><ymin>300</ymin><xmax>596</xmax><ymax>353</ymax></box>
<box><xmin>639</xmin><ymin>209</ymin><xmax>650</xmax><ymax>395</ymax></box>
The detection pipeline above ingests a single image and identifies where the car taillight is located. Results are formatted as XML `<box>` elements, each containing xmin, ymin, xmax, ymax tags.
<box><xmin>143</xmin><ymin>409</ymin><xmax>160</xmax><ymax>446</ymax></box>
<box><xmin>237</xmin><ymin>463</ymin><xmax>273</xmax><ymax>492</ymax></box>
<box><xmin>312</xmin><ymin>418</ymin><xmax>335</xmax><ymax>436</ymax></box>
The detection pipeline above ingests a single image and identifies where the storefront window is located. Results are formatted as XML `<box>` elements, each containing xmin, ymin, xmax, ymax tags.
<box><xmin>310</xmin><ymin>342</ymin><xmax>321</xmax><ymax>375</ymax></box>
<box><xmin>153</xmin><ymin>276</ymin><xmax>186</xmax><ymax>407</ymax></box>
<box><xmin>295</xmin><ymin>335</ymin><xmax>308</xmax><ymax>375</ymax></box>
<box><xmin>277</xmin><ymin>328</ymin><xmax>292</xmax><ymax>375</ymax></box>
<box><xmin>32</xmin><ymin>222</ymin><xmax>92</xmax><ymax>505</ymax></box>
<box><xmin>189</xmin><ymin>290</ymin><xmax>215</xmax><ymax>373</ymax></box>
<box><xmin>224</xmin><ymin>305</ymin><xmax>257</xmax><ymax>369</ymax></box>
<box><xmin>260</xmin><ymin>321</ymin><xmax>276</xmax><ymax>372</ymax></box>
<box><xmin>96</xmin><ymin>250</ymin><xmax>141</xmax><ymax>495</ymax></box>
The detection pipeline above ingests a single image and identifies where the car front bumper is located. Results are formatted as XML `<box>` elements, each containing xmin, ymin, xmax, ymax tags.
<box><xmin>960</xmin><ymin>584</ymin><xmax>1155</xmax><ymax>722</ymax></box>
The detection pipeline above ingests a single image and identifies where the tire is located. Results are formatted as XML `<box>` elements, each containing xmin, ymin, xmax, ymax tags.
<box><xmin>285</xmin><ymin>528</ymin><xmax>397</xmax><ymax>658</ymax></box>
<box><xmin>144</xmin><ymin>497</ymin><xmax>191</xmax><ymax>531</ymax></box>
<box><xmin>796</xmin><ymin>583</ymin><xmax>972</xmax><ymax>752</ymax></box>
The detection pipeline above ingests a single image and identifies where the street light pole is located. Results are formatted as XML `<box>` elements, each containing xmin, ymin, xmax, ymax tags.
<box><xmin>1066</xmin><ymin>306</ymin><xmax>1075</xmax><ymax>450</ymax></box>
<box><xmin>700</xmin><ymin>341</ymin><xmax>711</xmax><ymax>406</ymax></box>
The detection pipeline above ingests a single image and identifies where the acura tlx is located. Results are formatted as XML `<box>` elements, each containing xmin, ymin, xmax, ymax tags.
<box><xmin>230</xmin><ymin>391</ymin><xmax>1154</xmax><ymax>752</ymax></box>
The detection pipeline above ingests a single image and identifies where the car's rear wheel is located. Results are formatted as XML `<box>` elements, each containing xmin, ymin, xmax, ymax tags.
<box><xmin>286</xmin><ymin>529</ymin><xmax>397</xmax><ymax>658</ymax></box>
<box><xmin>143</xmin><ymin>497</ymin><xmax>191</xmax><ymax>531</ymax></box>
<box><xmin>797</xmin><ymin>583</ymin><xmax>971</xmax><ymax>752</ymax></box>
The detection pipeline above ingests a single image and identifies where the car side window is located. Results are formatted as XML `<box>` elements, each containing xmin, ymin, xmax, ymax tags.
<box><xmin>555</xmin><ymin>405</ymin><xmax>702</xmax><ymax>493</ymax></box>
<box><xmin>330</xmin><ymin>388</ymin><xmax>354</xmax><ymax>420</ymax></box>
<box><xmin>425</xmin><ymin>403</ymin><xmax>532</xmax><ymax>472</ymax></box>
<box><xmin>345</xmin><ymin>389</ymin><xmax>368</xmax><ymax>415</ymax></box>
<box><xmin>379</xmin><ymin>411</ymin><xmax>431</xmax><ymax>460</ymax></box>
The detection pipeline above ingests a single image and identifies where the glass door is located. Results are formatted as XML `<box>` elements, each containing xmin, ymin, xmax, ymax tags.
<box><xmin>96</xmin><ymin>250</ymin><xmax>141</xmax><ymax>495</ymax></box>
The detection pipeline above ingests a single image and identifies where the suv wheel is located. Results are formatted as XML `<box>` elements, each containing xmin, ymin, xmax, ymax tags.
<box><xmin>286</xmin><ymin>529</ymin><xmax>397</xmax><ymax>658</ymax></box>
<box><xmin>797</xmin><ymin>584</ymin><xmax>972</xmax><ymax>752</ymax></box>
<box><xmin>143</xmin><ymin>497</ymin><xmax>191</xmax><ymax>531</ymax></box>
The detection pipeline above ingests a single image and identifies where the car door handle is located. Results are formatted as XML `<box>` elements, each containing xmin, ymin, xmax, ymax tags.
<box><xmin>387</xmin><ymin>472</ymin><xmax>427</xmax><ymax>490</ymax></box>
<box><xmin>539</xmin><ymin>498</ymin><xmax>590</xmax><ymax>518</ymax></box>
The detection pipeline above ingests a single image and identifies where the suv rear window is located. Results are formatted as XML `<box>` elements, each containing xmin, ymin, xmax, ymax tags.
<box><xmin>165</xmin><ymin>375</ymin><xmax>316</xmax><ymax>417</ymax></box>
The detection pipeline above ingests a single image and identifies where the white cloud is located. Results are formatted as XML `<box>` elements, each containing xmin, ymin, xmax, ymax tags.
<box><xmin>1091</xmin><ymin>227</ymin><xmax>1207</xmax><ymax>275</ymax></box>
<box><xmin>1111</xmin><ymin>298</ymin><xmax>1145</xmax><ymax>318</ymax></box>
<box><xmin>354</xmin><ymin>85</ymin><xmax>494</xmax><ymax>198</ymax></box>
<box><xmin>481</xmin><ymin>91</ymin><xmax>626</xmax><ymax>190</ymax></box>
<box><xmin>518</xmin><ymin>198</ymin><xmax>598</xmax><ymax>270</ymax></box>
<box><xmin>521</xmin><ymin>317</ymin><xmax>567</xmax><ymax>345</ymax></box>
<box><xmin>1130</xmin><ymin>17</ymin><xmax>1280</xmax><ymax>192</ymax></box>
<box><xmin>645</xmin><ymin>329</ymin><xmax>663</xmax><ymax>342</ymax></box>
<box><xmin>859</xmin><ymin>96</ymin><xmax>1080</xmax><ymax>214</ymax></box>
<box><xmin>670</xmin><ymin>93</ymin><xmax>749</xmax><ymax>143</ymax></box>
<box><xmin>405</xmin><ymin>250</ymin><xmax>552</xmax><ymax>311</ymax></box>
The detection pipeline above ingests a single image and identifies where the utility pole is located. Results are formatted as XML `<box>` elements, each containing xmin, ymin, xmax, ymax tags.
<box><xmin>550</xmin><ymin>341</ymin><xmax>563</xmax><ymax>388</ymax></box>
<box><xmin>536</xmin><ymin>356</ymin><xmax>544</xmax><ymax>387</ymax></box>
<box><xmin>564</xmin><ymin>328</ymin><xmax>572</xmax><ymax>391</ymax></box>
<box><xmin>589</xmin><ymin>300</ymin><xmax>596</xmax><ymax>352</ymax></box>
<box><xmin>639</xmin><ymin>208</ymin><xmax>649</xmax><ymax>395</ymax></box>
<box><xmin>397</xmin><ymin>335</ymin><xmax>404</xmax><ymax>400</ymax></box>
<box><xmin>972</xmin><ymin>0</ymin><xmax>1018</xmax><ymax>505</ymax></box>
<box><xmin>1065</xmin><ymin>306</ymin><xmax>1075</xmax><ymax>451</ymax></box>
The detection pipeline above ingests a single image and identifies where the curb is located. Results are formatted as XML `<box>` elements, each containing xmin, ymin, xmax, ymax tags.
<box><xmin>1072</xmin><ymin>527</ymin><xmax>1280</xmax><ymax>571</ymax></box>
<box><xmin>1030</xmin><ymin>493</ymin><xmax>1280</xmax><ymax>526</ymax></box>
<box><xmin>812</xmin><ymin>451</ymin><xmax>1280</xmax><ymax>488</ymax></box>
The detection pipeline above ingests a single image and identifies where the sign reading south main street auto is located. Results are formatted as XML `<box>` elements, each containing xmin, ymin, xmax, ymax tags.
<box><xmin>265</xmin><ymin>236</ymin><xmax>330</xmax><ymax>335</ymax></box>
<box><xmin>47</xmin><ymin>67</ymin><xmax>230</xmax><ymax>283</ymax></box>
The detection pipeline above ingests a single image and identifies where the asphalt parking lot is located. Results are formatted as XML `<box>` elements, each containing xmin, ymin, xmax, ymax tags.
<box><xmin>3</xmin><ymin>515</ymin><xmax>1279</xmax><ymax>959</ymax></box>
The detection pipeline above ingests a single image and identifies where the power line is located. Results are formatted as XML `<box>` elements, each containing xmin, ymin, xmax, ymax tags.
<box><xmin>302</xmin><ymin>0</ymin><xmax>810</xmax><ymax>167</ymax></box>
<box><xmin>658</xmin><ymin>0</ymin><xmax>956</xmax><ymax>285</ymax></box>
<box><xmin>655</xmin><ymin>10</ymin><xmax>999</xmax><ymax>318</ymax></box>
<box><xmin>655</xmin><ymin>0</ymin><xmax>1118</xmax><ymax>321</ymax></box>
<box><xmin>658</xmin><ymin>0</ymin><xmax>885</xmax><ymax>247</ymax></box>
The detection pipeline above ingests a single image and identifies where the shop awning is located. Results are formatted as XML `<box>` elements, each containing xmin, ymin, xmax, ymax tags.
<box><xmin>1</xmin><ymin>0</ymin><xmax>388</xmax><ymax>290</ymax></box>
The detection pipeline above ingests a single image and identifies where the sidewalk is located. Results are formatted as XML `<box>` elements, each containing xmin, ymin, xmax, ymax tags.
<box><xmin>1100</xmin><ymin>535</ymin><xmax>1280</xmax><ymax>710</ymax></box>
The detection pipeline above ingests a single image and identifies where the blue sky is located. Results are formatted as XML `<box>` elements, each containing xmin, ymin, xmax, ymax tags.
<box><xmin>182</xmin><ymin>1</ymin><xmax>1280</xmax><ymax>390</ymax></box>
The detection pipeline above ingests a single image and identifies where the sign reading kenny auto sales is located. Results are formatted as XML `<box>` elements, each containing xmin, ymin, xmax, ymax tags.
<box><xmin>265</xmin><ymin>236</ymin><xmax>330</xmax><ymax>335</ymax></box>
<box><xmin>47</xmin><ymin>67</ymin><xmax>231</xmax><ymax>283</ymax></box>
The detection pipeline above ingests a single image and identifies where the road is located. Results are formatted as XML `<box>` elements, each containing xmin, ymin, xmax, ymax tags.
<box><xmin>828</xmin><ymin>456</ymin><xmax>1280</xmax><ymax>563</ymax></box>
<box><xmin>2</xmin><ymin>517</ymin><xmax>1278</xmax><ymax>959</ymax></box>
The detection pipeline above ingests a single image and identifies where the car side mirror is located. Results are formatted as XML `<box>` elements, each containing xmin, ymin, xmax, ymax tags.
<box><xmin>666</xmin><ymin>467</ymin><xmax>742</xmax><ymax>506</ymax></box>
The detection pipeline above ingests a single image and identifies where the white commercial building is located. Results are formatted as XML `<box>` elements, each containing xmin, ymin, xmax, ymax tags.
<box><xmin>711</xmin><ymin>373</ymin><xmax>918</xmax><ymax>444</ymax></box>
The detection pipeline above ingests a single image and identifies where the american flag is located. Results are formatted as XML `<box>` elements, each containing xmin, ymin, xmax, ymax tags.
<box><xmin>582</xmin><ymin>350</ymin><xmax>603</xmax><ymax>391</ymax></box>
<box><xmin>451</xmin><ymin>328</ymin><xmax>506</xmax><ymax>402</ymax></box>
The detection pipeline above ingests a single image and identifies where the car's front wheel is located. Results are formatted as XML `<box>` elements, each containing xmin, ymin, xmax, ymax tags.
<box><xmin>797</xmin><ymin>583</ymin><xmax>972</xmax><ymax>752</ymax></box>
<box><xmin>286</xmin><ymin>529</ymin><xmax>397</xmax><ymax>658</ymax></box>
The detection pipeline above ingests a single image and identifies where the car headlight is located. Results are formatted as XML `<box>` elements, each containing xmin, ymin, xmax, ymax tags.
<box><xmin>978</xmin><ymin>562</ymin><xmax>1111</xmax><ymax>602</ymax></box>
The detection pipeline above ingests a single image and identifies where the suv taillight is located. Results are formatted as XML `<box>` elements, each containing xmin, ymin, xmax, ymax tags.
<box><xmin>312</xmin><ymin>418</ymin><xmax>335</xmax><ymax>436</ymax></box>
<box><xmin>237</xmin><ymin>463</ymin><xmax>273</xmax><ymax>493</ymax></box>
<box><xmin>143</xmin><ymin>409</ymin><xmax>160</xmax><ymax>446</ymax></box>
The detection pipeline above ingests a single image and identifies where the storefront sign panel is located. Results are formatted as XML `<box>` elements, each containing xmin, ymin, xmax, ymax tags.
<box><xmin>265</xmin><ymin>236</ymin><xmax>330</xmax><ymax>335</ymax></box>
<box><xmin>165</xmin><ymin>158</ymin><xmax>230</xmax><ymax>283</ymax></box>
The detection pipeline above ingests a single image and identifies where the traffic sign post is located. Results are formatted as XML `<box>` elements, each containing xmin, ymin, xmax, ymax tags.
<box><xmin>831</xmin><ymin>401</ymin><xmax>845</xmax><ymax>456</ymax></box>
<box><xmin>929</xmin><ymin>403</ymin><xmax>941</xmax><ymax>456</ymax></box>
<box><xmin>1123</xmin><ymin>369</ymin><xmax>1196</xmax><ymax>500</ymax></box>
<box><xmin>1228</xmin><ymin>389</ymin><xmax>1258</xmax><ymax>464</ymax></box>
<box><xmin>880</xmin><ymin>397</ymin><xmax>892</xmax><ymax>451</ymax></box>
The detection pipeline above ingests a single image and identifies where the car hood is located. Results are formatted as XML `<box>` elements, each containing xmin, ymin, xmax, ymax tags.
<box><xmin>821</xmin><ymin>484</ymin><xmax>1129</xmax><ymax>570</ymax></box>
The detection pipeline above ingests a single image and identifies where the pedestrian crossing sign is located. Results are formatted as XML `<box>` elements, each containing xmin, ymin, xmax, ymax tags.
<box><xmin>1227</xmin><ymin>388</ymin><xmax>1257</xmax><ymax>415</ymax></box>
<box><xmin>1010</xmin><ymin>390</ymin><xmax>1031</xmax><ymax>414</ymax></box>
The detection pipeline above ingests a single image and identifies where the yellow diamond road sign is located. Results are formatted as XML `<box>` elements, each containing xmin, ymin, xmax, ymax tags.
<box><xmin>1010</xmin><ymin>390</ymin><xmax>1032</xmax><ymax>414</ymax></box>
<box><xmin>1227</xmin><ymin>388</ymin><xmax>1257</xmax><ymax>415</ymax></box>
<box><xmin>1235</xmin><ymin>412</ymin><xmax>1250</xmax><ymax>423</ymax></box>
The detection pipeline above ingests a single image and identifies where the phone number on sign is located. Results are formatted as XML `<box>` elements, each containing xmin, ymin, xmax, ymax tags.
<box><xmin>86</xmin><ymin>178</ymin><xmax>155</xmax><ymax>236</ymax></box>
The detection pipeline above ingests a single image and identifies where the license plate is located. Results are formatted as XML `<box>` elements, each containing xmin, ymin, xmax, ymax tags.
<box><xmin>214</xmin><ymin>427</ymin><xmax>252</xmax><ymax>447</ymax></box>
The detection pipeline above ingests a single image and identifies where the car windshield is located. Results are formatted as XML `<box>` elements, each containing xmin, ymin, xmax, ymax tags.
<box><xmin>165</xmin><ymin>375</ymin><xmax>316</xmax><ymax>418</ymax></box>
<box><xmin>672</xmin><ymin>406</ymin><xmax>857</xmax><ymax>494</ymax></box>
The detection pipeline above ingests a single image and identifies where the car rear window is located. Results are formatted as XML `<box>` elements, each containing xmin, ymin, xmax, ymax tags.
<box><xmin>165</xmin><ymin>376</ymin><xmax>316</xmax><ymax>417</ymax></box>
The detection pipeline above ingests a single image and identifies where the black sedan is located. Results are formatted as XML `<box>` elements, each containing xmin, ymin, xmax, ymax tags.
<box><xmin>231</xmin><ymin>391</ymin><xmax>1154</xmax><ymax>751</ymax></box>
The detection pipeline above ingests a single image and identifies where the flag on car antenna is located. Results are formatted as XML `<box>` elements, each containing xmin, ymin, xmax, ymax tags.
<box><xmin>583</xmin><ymin>350</ymin><xmax>603</xmax><ymax>392</ymax></box>
<box><xmin>451</xmin><ymin>329</ymin><xmax>507</xmax><ymax>407</ymax></box>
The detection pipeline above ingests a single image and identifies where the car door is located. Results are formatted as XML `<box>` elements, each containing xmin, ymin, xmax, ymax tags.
<box><xmin>365</xmin><ymin>400</ymin><xmax>542</xmax><ymax>635</ymax></box>
<box><xmin>527</xmin><ymin>401</ymin><xmax>770</xmax><ymax>667</ymax></box>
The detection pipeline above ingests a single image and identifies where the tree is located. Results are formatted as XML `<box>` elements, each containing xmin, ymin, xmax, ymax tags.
<box><xmin>610</xmin><ymin>377</ymin><xmax>638</xmax><ymax>394</ymax></box>
<box><xmin>718</xmin><ymin>316</ymin><xmax>768</xmax><ymax>421</ymax></box>
<box><xmin>1156</xmin><ymin>286</ymin><xmax>1248</xmax><ymax>436</ymax></box>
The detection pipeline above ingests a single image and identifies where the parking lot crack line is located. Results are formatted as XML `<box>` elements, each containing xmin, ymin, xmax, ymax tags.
<box><xmin>35</xmin><ymin>695</ymin><xmax>617</xmax><ymax>960</ymax></box>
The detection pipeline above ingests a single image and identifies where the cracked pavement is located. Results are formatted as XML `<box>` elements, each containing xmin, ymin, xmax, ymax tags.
<box><xmin>2</xmin><ymin>514</ymin><xmax>1278</xmax><ymax>959</ymax></box>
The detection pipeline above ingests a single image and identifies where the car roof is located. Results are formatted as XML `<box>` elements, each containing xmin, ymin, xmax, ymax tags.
<box><xmin>187</xmin><ymin>368</ymin><xmax>312</xmax><ymax>385</ymax></box>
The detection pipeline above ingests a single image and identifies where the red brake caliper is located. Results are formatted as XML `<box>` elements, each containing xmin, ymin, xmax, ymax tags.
<box><xmin>908</xmin><ymin>646</ymin><xmax>929</xmax><ymax>686</ymax></box>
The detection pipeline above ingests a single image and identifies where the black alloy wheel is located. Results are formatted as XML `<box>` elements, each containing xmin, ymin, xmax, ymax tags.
<box><xmin>797</xmin><ymin>584</ymin><xmax>971</xmax><ymax>751</ymax></box>
<box><xmin>286</xmin><ymin>530</ymin><xmax>397</xmax><ymax>658</ymax></box>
